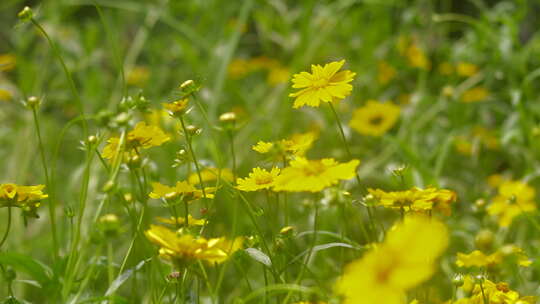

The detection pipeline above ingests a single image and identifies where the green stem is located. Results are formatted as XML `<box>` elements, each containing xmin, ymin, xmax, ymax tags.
<box><xmin>228</xmin><ymin>130</ymin><xmax>237</xmax><ymax>181</ymax></box>
<box><xmin>179</xmin><ymin>116</ymin><xmax>207</xmax><ymax>199</ymax></box>
<box><xmin>0</xmin><ymin>206</ymin><xmax>12</xmax><ymax>249</ymax></box>
<box><xmin>31</xmin><ymin>107</ymin><xmax>58</xmax><ymax>258</ymax></box>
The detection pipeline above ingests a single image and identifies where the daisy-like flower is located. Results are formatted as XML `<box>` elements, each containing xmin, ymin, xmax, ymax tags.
<box><xmin>163</xmin><ymin>98</ymin><xmax>190</xmax><ymax>115</ymax></box>
<box><xmin>456</xmin><ymin>62</ymin><xmax>479</xmax><ymax>77</ymax></box>
<box><xmin>368</xmin><ymin>186</ymin><xmax>457</xmax><ymax>215</ymax></box>
<box><xmin>102</xmin><ymin>122</ymin><xmax>170</xmax><ymax>160</ymax></box>
<box><xmin>273</xmin><ymin>157</ymin><xmax>359</xmax><ymax>192</ymax></box>
<box><xmin>452</xmin><ymin>278</ymin><xmax>536</xmax><ymax>304</ymax></box>
<box><xmin>145</xmin><ymin>225</ymin><xmax>243</xmax><ymax>266</ymax></box>
<box><xmin>156</xmin><ymin>215</ymin><xmax>207</xmax><ymax>227</ymax></box>
<box><xmin>289</xmin><ymin>60</ymin><xmax>356</xmax><ymax>108</ymax></box>
<box><xmin>335</xmin><ymin>216</ymin><xmax>448</xmax><ymax>304</ymax></box>
<box><xmin>0</xmin><ymin>183</ymin><xmax>48</xmax><ymax>218</ymax></box>
<box><xmin>487</xmin><ymin>180</ymin><xmax>536</xmax><ymax>227</ymax></box>
<box><xmin>461</xmin><ymin>86</ymin><xmax>489</xmax><ymax>103</ymax></box>
<box><xmin>252</xmin><ymin>131</ymin><xmax>318</xmax><ymax>157</ymax></box>
<box><xmin>236</xmin><ymin>167</ymin><xmax>280</xmax><ymax>192</ymax></box>
<box><xmin>149</xmin><ymin>181</ymin><xmax>215</xmax><ymax>201</ymax></box>
<box><xmin>349</xmin><ymin>100</ymin><xmax>400</xmax><ymax>137</ymax></box>
<box><xmin>456</xmin><ymin>245</ymin><xmax>531</xmax><ymax>269</ymax></box>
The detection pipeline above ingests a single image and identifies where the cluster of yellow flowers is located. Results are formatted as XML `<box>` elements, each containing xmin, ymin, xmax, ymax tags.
<box><xmin>149</xmin><ymin>181</ymin><xmax>215</xmax><ymax>202</ymax></box>
<box><xmin>0</xmin><ymin>183</ymin><xmax>47</xmax><ymax>217</ymax></box>
<box><xmin>456</xmin><ymin>244</ymin><xmax>532</xmax><ymax>269</ymax></box>
<box><xmin>367</xmin><ymin>186</ymin><xmax>457</xmax><ymax>215</ymax></box>
<box><xmin>486</xmin><ymin>179</ymin><xmax>536</xmax><ymax>227</ymax></box>
<box><xmin>252</xmin><ymin>131</ymin><xmax>318</xmax><ymax>158</ymax></box>
<box><xmin>451</xmin><ymin>276</ymin><xmax>536</xmax><ymax>304</ymax></box>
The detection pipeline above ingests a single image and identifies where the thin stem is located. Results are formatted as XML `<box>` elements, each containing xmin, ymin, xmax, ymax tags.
<box><xmin>179</xmin><ymin>116</ymin><xmax>207</xmax><ymax>199</ymax></box>
<box><xmin>0</xmin><ymin>206</ymin><xmax>12</xmax><ymax>249</ymax></box>
<box><xmin>31</xmin><ymin>107</ymin><xmax>58</xmax><ymax>258</ymax></box>
<box><xmin>228</xmin><ymin>130</ymin><xmax>237</xmax><ymax>181</ymax></box>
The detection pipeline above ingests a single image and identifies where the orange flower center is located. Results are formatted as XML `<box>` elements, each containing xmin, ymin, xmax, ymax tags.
<box><xmin>302</xmin><ymin>162</ymin><xmax>326</xmax><ymax>176</ymax></box>
<box><xmin>255</xmin><ymin>175</ymin><xmax>273</xmax><ymax>185</ymax></box>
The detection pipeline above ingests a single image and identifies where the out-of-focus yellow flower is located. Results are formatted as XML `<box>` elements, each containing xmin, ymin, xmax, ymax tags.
<box><xmin>456</xmin><ymin>245</ymin><xmax>531</xmax><ymax>268</ymax></box>
<box><xmin>0</xmin><ymin>183</ymin><xmax>47</xmax><ymax>218</ymax></box>
<box><xmin>487</xmin><ymin>174</ymin><xmax>504</xmax><ymax>188</ymax></box>
<box><xmin>487</xmin><ymin>180</ymin><xmax>536</xmax><ymax>227</ymax></box>
<box><xmin>442</xmin><ymin>85</ymin><xmax>455</xmax><ymax>97</ymax></box>
<box><xmin>0</xmin><ymin>54</ymin><xmax>16</xmax><ymax>71</ymax></box>
<box><xmin>0</xmin><ymin>89</ymin><xmax>12</xmax><ymax>102</ymax></box>
<box><xmin>349</xmin><ymin>100</ymin><xmax>400</xmax><ymax>137</ymax></box>
<box><xmin>163</xmin><ymin>98</ymin><xmax>189</xmax><ymax>115</ymax></box>
<box><xmin>335</xmin><ymin>215</ymin><xmax>448</xmax><ymax>304</ymax></box>
<box><xmin>472</xmin><ymin>126</ymin><xmax>499</xmax><ymax>150</ymax></box>
<box><xmin>252</xmin><ymin>141</ymin><xmax>274</xmax><ymax>154</ymax></box>
<box><xmin>454</xmin><ymin>136</ymin><xmax>474</xmax><ymax>156</ymax></box>
<box><xmin>452</xmin><ymin>278</ymin><xmax>536</xmax><ymax>304</ymax></box>
<box><xmin>145</xmin><ymin>225</ymin><xmax>243</xmax><ymax>265</ymax></box>
<box><xmin>461</xmin><ymin>87</ymin><xmax>489</xmax><ymax>103</ymax></box>
<box><xmin>406</xmin><ymin>44</ymin><xmax>430</xmax><ymax>70</ymax></box>
<box><xmin>438</xmin><ymin>62</ymin><xmax>454</xmax><ymax>75</ymax></box>
<box><xmin>377</xmin><ymin>61</ymin><xmax>396</xmax><ymax>85</ymax></box>
<box><xmin>149</xmin><ymin>181</ymin><xmax>215</xmax><ymax>201</ymax></box>
<box><xmin>157</xmin><ymin>215</ymin><xmax>206</xmax><ymax>227</ymax></box>
<box><xmin>273</xmin><ymin>157</ymin><xmax>359</xmax><ymax>192</ymax></box>
<box><xmin>456</xmin><ymin>62</ymin><xmax>479</xmax><ymax>77</ymax></box>
<box><xmin>187</xmin><ymin>167</ymin><xmax>234</xmax><ymax>185</ymax></box>
<box><xmin>102</xmin><ymin>122</ymin><xmax>170</xmax><ymax>161</ymax></box>
<box><xmin>228</xmin><ymin>58</ymin><xmax>250</xmax><ymax>79</ymax></box>
<box><xmin>126</xmin><ymin>66</ymin><xmax>150</xmax><ymax>86</ymax></box>
<box><xmin>289</xmin><ymin>60</ymin><xmax>356</xmax><ymax>108</ymax></box>
<box><xmin>267</xmin><ymin>66</ymin><xmax>290</xmax><ymax>85</ymax></box>
<box><xmin>236</xmin><ymin>167</ymin><xmax>280</xmax><ymax>192</ymax></box>
<box><xmin>368</xmin><ymin>186</ymin><xmax>457</xmax><ymax>216</ymax></box>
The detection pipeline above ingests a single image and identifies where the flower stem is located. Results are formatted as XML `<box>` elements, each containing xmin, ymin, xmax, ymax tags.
<box><xmin>31</xmin><ymin>107</ymin><xmax>59</xmax><ymax>258</ymax></box>
<box><xmin>179</xmin><ymin>116</ymin><xmax>207</xmax><ymax>199</ymax></box>
<box><xmin>228</xmin><ymin>130</ymin><xmax>237</xmax><ymax>181</ymax></box>
<box><xmin>0</xmin><ymin>206</ymin><xmax>12</xmax><ymax>250</ymax></box>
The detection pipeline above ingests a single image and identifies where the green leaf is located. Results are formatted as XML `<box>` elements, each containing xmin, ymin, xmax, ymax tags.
<box><xmin>244</xmin><ymin>248</ymin><xmax>272</xmax><ymax>267</ymax></box>
<box><xmin>0</xmin><ymin>252</ymin><xmax>52</xmax><ymax>287</ymax></box>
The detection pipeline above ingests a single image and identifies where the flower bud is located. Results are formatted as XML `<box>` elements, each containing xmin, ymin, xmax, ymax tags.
<box><xmin>17</xmin><ymin>6</ymin><xmax>33</xmax><ymax>21</ymax></box>
<box><xmin>452</xmin><ymin>274</ymin><xmax>464</xmax><ymax>287</ymax></box>
<box><xmin>185</xmin><ymin>125</ymin><xmax>201</xmax><ymax>136</ymax></box>
<box><xmin>102</xmin><ymin>180</ymin><xmax>115</xmax><ymax>192</ymax></box>
<box><xmin>25</xmin><ymin>96</ymin><xmax>40</xmax><ymax>109</ymax></box>
<box><xmin>219</xmin><ymin>112</ymin><xmax>237</xmax><ymax>123</ymax></box>
<box><xmin>123</xmin><ymin>192</ymin><xmax>133</xmax><ymax>203</ymax></box>
<box><xmin>87</xmin><ymin>135</ymin><xmax>98</xmax><ymax>145</ymax></box>
<box><xmin>475</xmin><ymin>229</ymin><xmax>494</xmax><ymax>251</ymax></box>
<box><xmin>127</xmin><ymin>155</ymin><xmax>141</xmax><ymax>168</ymax></box>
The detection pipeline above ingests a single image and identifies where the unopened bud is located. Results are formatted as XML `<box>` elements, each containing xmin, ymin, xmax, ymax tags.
<box><xmin>123</xmin><ymin>193</ymin><xmax>133</xmax><ymax>203</ymax></box>
<box><xmin>18</xmin><ymin>6</ymin><xmax>33</xmax><ymax>21</ymax></box>
<box><xmin>475</xmin><ymin>229</ymin><xmax>494</xmax><ymax>251</ymax></box>
<box><xmin>185</xmin><ymin>125</ymin><xmax>201</xmax><ymax>136</ymax></box>
<box><xmin>87</xmin><ymin>135</ymin><xmax>97</xmax><ymax>145</ymax></box>
<box><xmin>102</xmin><ymin>180</ymin><xmax>115</xmax><ymax>192</ymax></box>
<box><xmin>219</xmin><ymin>112</ymin><xmax>237</xmax><ymax>123</ymax></box>
<box><xmin>25</xmin><ymin>96</ymin><xmax>40</xmax><ymax>109</ymax></box>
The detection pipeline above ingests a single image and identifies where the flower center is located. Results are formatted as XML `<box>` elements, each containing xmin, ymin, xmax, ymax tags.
<box><xmin>312</xmin><ymin>78</ymin><xmax>329</xmax><ymax>89</ymax></box>
<box><xmin>302</xmin><ymin>162</ymin><xmax>326</xmax><ymax>176</ymax></box>
<box><xmin>369</xmin><ymin>115</ymin><xmax>384</xmax><ymax>126</ymax></box>
<box><xmin>255</xmin><ymin>175</ymin><xmax>273</xmax><ymax>185</ymax></box>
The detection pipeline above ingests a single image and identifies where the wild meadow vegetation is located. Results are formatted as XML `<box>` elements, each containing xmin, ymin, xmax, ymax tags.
<box><xmin>1</xmin><ymin>0</ymin><xmax>540</xmax><ymax>303</ymax></box>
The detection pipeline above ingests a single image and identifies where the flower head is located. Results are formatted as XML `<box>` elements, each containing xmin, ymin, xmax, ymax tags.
<box><xmin>163</xmin><ymin>98</ymin><xmax>190</xmax><ymax>115</ymax></box>
<box><xmin>289</xmin><ymin>60</ymin><xmax>356</xmax><ymax>108</ymax></box>
<box><xmin>0</xmin><ymin>183</ymin><xmax>48</xmax><ymax>218</ymax></box>
<box><xmin>368</xmin><ymin>187</ymin><xmax>457</xmax><ymax>216</ymax></box>
<box><xmin>461</xmin><ymin>87</ymin><xmax>489</xmax><ymax>103</ymax></box>
<box><xmin>156</xmin><ymin>215</ymin><xmax>207</xmax><ymax>227</ymax></box>
<box><xmin>335</xmin><ymin>216</ymin><xmax>448</xmax><ymax>304</ymax></box>
<box><xmin>145</xmin><ymin>225</ymin><xmax>243</xmax><ymax>266</ymax></box>
<box><xmin>102</xmin><ymin>122</ymin><xmax>170</xmax><ymax>161</ymax></box>
<box><xmin>456</xmin><ymin>245</ymin><xmax>531</xmax><ymax>269</ymax></box>
<box><xmin>349</xmin><ymin>100</ymin><xmax>400</xmax><ymax>137</ymax></box>
<box><xmin>252</xmin><ymin>131</ymin><xmax>318</xmax><ymax>157</ymax></box>
<box><xmin>149</xmin><ymin>181</ymin><xmax>215</xmax><ymax>201</ymax></box>
<box><xmin>273</xmin><ymin>157</ymin><xmax>359</xmax><ymax>192</ymax></box>
<box><xmin>487</xmin><ymin>180</ymin><xmax>536</xmax><ymax>227</ymax></box>
<box><xmin>236</xmin><ymin>167</ymin><xmax>280</xmax><ymax>192</ymax></box>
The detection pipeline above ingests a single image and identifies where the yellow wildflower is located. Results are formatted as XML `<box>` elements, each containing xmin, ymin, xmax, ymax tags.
<box><xmin>228</xmin><ymin>58</ymin><xmax>250</xmax><ymax>79</ymax></box>
<box><xmin>289</xmin><ymin>60</ymin><xmax>356</xmax><ymax>108</ymax></box>
<box><xmin>187</xmin><ymin>167</ymin><xmax>234</xmax><ymax>185</ymax></box>
<box><xmin>102</xmin><ymin>122</ymin><xmax>170</xmax><ymax>160</ymax></box>
<box><xmin>453</xmin><ymin>278</ymin><xmax>536</xmax><ymax>304</ymax></box>
<box><xmin>487</xmin><ymin>174</ymin><xmax>504</xmax><ymax>188</ymax></box>
<box><xmin>461</xmin><ymin>87</ymin><xmax>489</xmax><ymax>103</ymax></box>
<box><xmin>157</xmin><ymin>215</ymin><xmax>206</xmax><ymax>227</ymax></box>
<box><xmin>236</xmin><ymin>167</ymin><xmax>280</xmax><ymax>192</ymax></box>
<box><xmin>454</xmin><ymin>136</ymin><xmax>474</xmax><ymax>156</ymax></box>
<box><xmin>456</xmin><ymin>62</ymin><xmax>479</xmax><ymax>77</ymax></box>
<box><xmin>126</xmin><ymin>66</ymin><xmax>150</xmax><ymax>86</ymax></box>
<box><xmin>335</xmin><ymin>216</ymin><xmax>448</xmax><ymax>304</ymax></box>
<box><xmin>252</xmin><ymin>131</ymin><xmax>318</xmax><ymax>157</ymax></box>
<box><xmin>368</xmin><ymin>186</ymin><xmax>457</xmax><ymax>215</ymax></box>
<box><xmin>145</xmin><ymin>225</ymin><xmax>243</xmax><ymax>265</ymax></box>
<box><xmin>457</xmin><ymin>245</ymin><xmax>531</xmax><ymax>269</ymax></box>
<box><xmin>487</xmin><ymin>180</ymin><xmax>536</xmax><ymax>227</ymax></box>
<box><xmin>252</xmin><ymin>141</ymin><xmax>274</xmax><ymax>154</ymax></box>
<box><xmin>0</xmin><ymin>54</ymin><xmax>16</xmax><ymax>71</ymax></box>
<box><xmin>149</xmin><ymin>181</ymin><xmax>215</xmax><ymax>201</ymax></box>
<box><xmin>349</xmin><ymin>100</ymin><xmax>400</xmax><ymax>137</ymax></box>
<box><xmin>377</xmin><ymin>61</ymin><xmax>396</xmax><ymax>85</ymax></box>
<box><xmin>0</xmin><ymin>89</ymin><xmax>12</xmax><ymax>102</ymax></box>
<box><xmin>162</xmin><ymin>98</ymin><xmax>189</xmax><ymax>115</ymax></box>
<box><xmin>273</xmin><ymin>157</ymin><xmax>359</xmax><ymax>192</ymax></box>
<box><xmin>406</xmin><ymin>44</ymin><xmax>430</xmax><ymax>70</ymax></box>
<box><xmin>0</xmin><ymin>183</ymin><xmax>48</xmax><ymax>218</ymax></box>
<box><xmin>267</xmin><ymin>66</ymin><xmax>290</xmax><ymax>85</ymax></box>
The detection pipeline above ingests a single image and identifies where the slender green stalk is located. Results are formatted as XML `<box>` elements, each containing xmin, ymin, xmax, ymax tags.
<box><xmin>0</xmin><ymin>206</ymin><xmax>12</xmax><ymax>250</ymax></box>
<box><xmin>31</xmin><ymin>107</ymin><xmax>58</xmax><ymax>257</ymax></box>
<box><xmin>179</xmin><ymin>116</ymin><xmax>207</xmax><ymax>199</ymax></box>
<box><xmin>107</xmin><ymin>242</ymin><xmax>114</xmax><ymax>286</ymax></box>
<box><xmin>228</xmin><ymin>130</ymin><xmax>237</xmax><ymax>181</ymax></box>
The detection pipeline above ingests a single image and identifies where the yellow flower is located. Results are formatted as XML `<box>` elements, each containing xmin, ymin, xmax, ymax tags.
<box><xmin>0</xmin><ymin>89</ymin><xmax>12</xmax><ymax>102</ymax></box>
<box><xmin>335</xmin><ymin>216</ymin><xmax>448</xmax><ymax>304</ymax></box>
<box><xmin>0</xmin><ymin>183</ymin><xmax>48</xmax><ymax>218</ymax></box>
<box><xmin>273</xmin><ymin>157</ymin><xmax>359</xmax><ymax>192</ymax></box>
<box><xmin>377</xmin><ymin>61</ymin><xmax>396</xmax><ymax>85</ymax></box>
<box><xmin>438</xmin><ymin>62</ymin><xmax>454</xmax><ymax>75</ymax></box>
<box><xmin>368</xmin><ymin>187</ymin><xmax>457</xmax><ymax>215</ymax></box>
<box><xmin>252</xmin><ymin>141</ymin><xmax>274</xmax><ymax>153</ymax></box>
<box><xmin>487</xmin><ymin>180</ymin><xmax>536</xmax><ymax>227</ymax></box>
<box><xmin>149</xmin><ymin>181</ymin><xmax>215</xmax><ymax>201</ymax></box>
<box><xmin>102</xmin><ymin>122</ymin><xmax>170</xmax><ymax>160</ymax></box>
<box><xmin>156</xmin><ymin>215</ymin><xmax>207</xmax><ymax>227</ymax></box>
<box><xmin>472</xmin><ymin>126</ymin><xmax>499</xmax><ymax>150</ymax></box>
<box><xmin>236</xmin><ymin>167</ymin><xmax>280</xmax><ymax>192</ymax></box>
<box><xmin>126</xmin><ymin>66</ymin><xmax>150</xmax><ymax>86</ymax></box>
<box><xmin>0</xmin><ymin>54</ymin><xmax>16</xmax><ymax>71</ymax></box>
<box><xmin>163</xmin><ymin>98</ymin><xmax>189</xmax><ymax>115</ymax></box>
<box><xmin>454</xmin><ymin>136</ymin><xmax>474</xmax><ymax>156</ymax></box>
<box><xmin>228</xmin><ymin>58</ymin><xmax>250</xmax><ymax>79</ymax></box>
<box><xmin>405</xmin><ymin>44</ymin><xmax>430</xmax><ymax>70</ymax></box>
<box><xmin>267</xmin><ymin>66</ymin><xmax>290</xmax><ymax>85</ymax></box>
<box><xmin>453</xmin><ymin>278</ymin><xmax>536</xmax><ymax>304</ymax></box>
<box><xmin>187</xmin><ymin>167</ymin><xmax>234</xmax><ymax>185</ymax></box>
<box><xmin>289</xmin><ymin>60</ymin><xmax>356</xmax><ymax>108</ymax></box>
<box><xmin>461</xmin><ymin>87</ymin><xmax>489</xmax><ymax>103</ymax></box>
<box><xmin>145</xmin><ymin>225</ymin><xmax>243</xmax><ymax>265</ymax></box>
<box><xmin>456</xmin><ymin>245</ymin><xmax>532</xmax><ymax>269</ymax></box>
<box><xmin>349</xmin><ymin>100</ymin><xmax>400</xmax><ymax>137</ymax></box>
<box><xmin>456</xmin><ymin>62</ymin><xmax>479</xmax><ymax>77</ymax></box>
